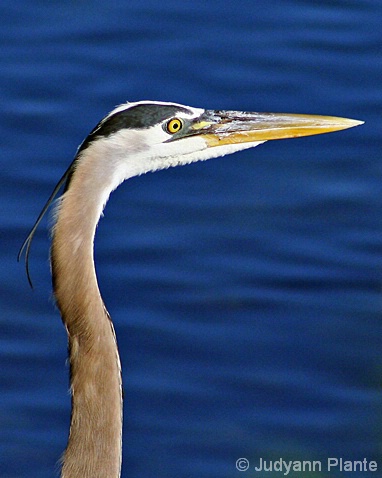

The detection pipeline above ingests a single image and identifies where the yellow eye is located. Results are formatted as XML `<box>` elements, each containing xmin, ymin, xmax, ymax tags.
<box><xmin>166</xmin><ymin>118</ymin><xmax>183</xmax><ymax>134</ymax></box>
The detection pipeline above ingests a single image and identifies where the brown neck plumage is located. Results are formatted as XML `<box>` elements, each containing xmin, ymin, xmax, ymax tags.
<box><xmin>51</xmin><ymin>154</ymin><xmax>122</xmax><ymax>478</ymax></box>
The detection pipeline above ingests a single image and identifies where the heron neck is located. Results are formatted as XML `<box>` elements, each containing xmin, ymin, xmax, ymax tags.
<box><xmin>51</xmin><ymin>157</ymin><xmax>122</xmax><ymax>478</ymax></box>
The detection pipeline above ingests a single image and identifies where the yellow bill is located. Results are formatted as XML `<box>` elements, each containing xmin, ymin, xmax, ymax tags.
<box><xmin>190</xmin><ymin>111</ymin><xmax>363</xmax><ymax>147</ymax></box>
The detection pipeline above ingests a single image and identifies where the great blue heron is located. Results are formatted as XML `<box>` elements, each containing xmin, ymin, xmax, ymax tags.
<box><xmin>19</xmin><ymin>101</ymin><xmax>362</xmax><ymax>477</ymax></box>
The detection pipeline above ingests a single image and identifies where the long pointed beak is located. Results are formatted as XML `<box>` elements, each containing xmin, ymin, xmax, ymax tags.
<box><xmin>191</xmin><ymin>111</ymin><xmax>363</xmax><ymax>146</ymax></box>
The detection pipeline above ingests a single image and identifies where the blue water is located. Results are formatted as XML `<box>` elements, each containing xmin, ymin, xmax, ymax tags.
<box><xmin>1</xmin><ymin>1</ymin><xmax>382</xmax><ymax>477</ymax></box>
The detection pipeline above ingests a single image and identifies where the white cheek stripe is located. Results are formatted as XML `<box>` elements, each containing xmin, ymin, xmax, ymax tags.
<box><xmin>80</xmin><ymin>124</ymin><xmax>266</xmax><ymax>199</ymax></box>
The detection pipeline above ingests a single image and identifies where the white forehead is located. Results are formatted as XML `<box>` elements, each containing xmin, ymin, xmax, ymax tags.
<box><xmin>103</xmin><ymin>100</ymin><xmax>204</xmax><ymax>123</ymax></box>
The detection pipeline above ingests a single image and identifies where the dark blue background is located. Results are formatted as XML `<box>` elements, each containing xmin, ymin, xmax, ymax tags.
<box><xmin>1</xmin><ymin>1</ymin><xmax>381</xmax><ymax>477</ymax></box>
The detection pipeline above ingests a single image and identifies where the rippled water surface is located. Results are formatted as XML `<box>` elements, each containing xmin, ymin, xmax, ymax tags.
<box><xmin>1</xmin><ymin>1</ymin><xmax>382</xmax><ymax>477</ymax></box>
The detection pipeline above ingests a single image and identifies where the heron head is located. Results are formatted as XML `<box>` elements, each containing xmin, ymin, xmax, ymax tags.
<box><xmin>76</xmin><ymin>100</ymin><xmax>363</xmax><ymax>181</ymax></box>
